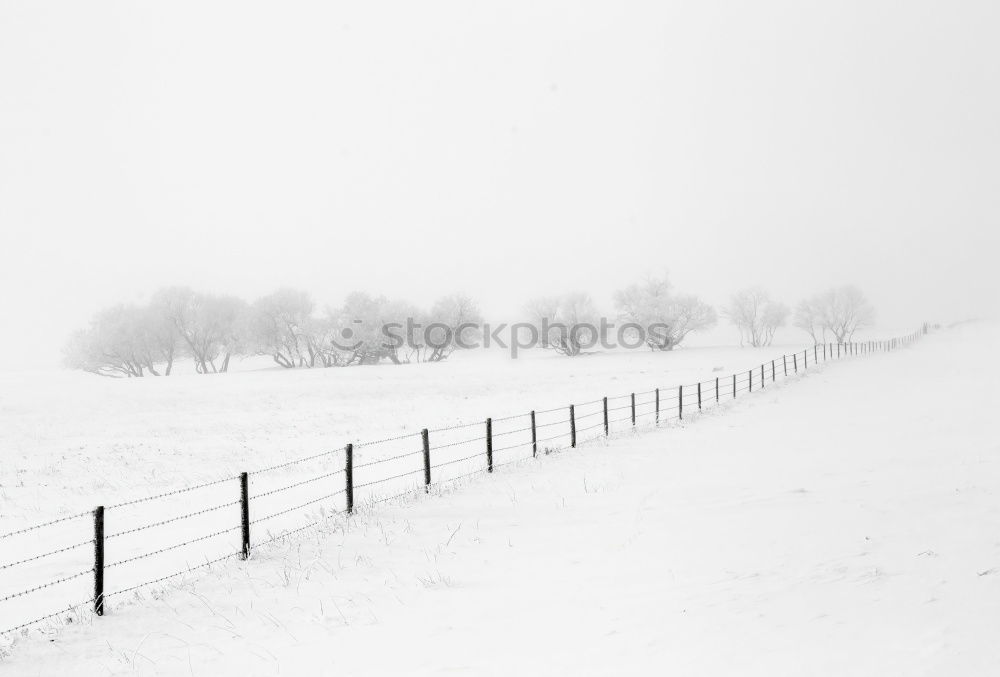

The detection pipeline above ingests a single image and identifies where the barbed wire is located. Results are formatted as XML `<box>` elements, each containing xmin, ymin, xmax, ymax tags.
<box><xmin>353</xmin><ymin>430</ymin><xmax>423</xmax><ymax>449</ymax></box>
<box><xmin>249</xmin><ymin>491</ymin><xmax>345</xmax><ymax>525</ymax></box>
<box><xmin>535</xmin><ymin>431</ymin><xmax>570</xmax><ymax>445</ymax></box>
<box><xmin>534</xmin><ymin>418</ymin><xmax>570</xmax><ymax>430</ymax></box>
<box><xmin>106</xmin><ymin>551</ymin><xmax>240</xmax><ymax>598</ymax></box>
<box><xmin>355</xmin><ymin>467</ymin><xmax>425</xmax><ymax>489</ymax></box>
<box><xmin>106</xmin><ymin>475</ymin><xmax>240</xmax><ymax>511</ymax></box>
<box><xmin>490</xmin><ymin>425</ymin><xmax>534</xmax><ymax>439</ymax></box>
<box><xmin>0</xmin><ymin>600</ymin><xmax>92</xmax><ymax>637</ymax></box>
<box><xmin>0</xmin><ymin>538</ymin><xmax>94</xmax><ymax>571</ymax></box>
<box><xmin>353</xmin><ymin>448</ymin><xmax>424</xmax><ymax>469</ymax></box>
<box><xmin>534</xmin><ymin>404</ymin><xmax>573</xmax><ymax>415</ymax></box>
<box><xmin>106</xmin><ymin>500</ymin><xmax>241</xmax><ymax>539</ymax></box>
<box><xmin>366</xmin><ymin>487</ymin><xmax>422</xmax><ymax>507</ymax></box>
<box><xmin>252</xmin><ymin>516</ymin><xmax>332</xmax><ymax>549</ymax></box>
<box><xmin>432</xmin><ymin>466</ymin><xmax>489</xmax><ymax>486</ymax></box>
<box><xmin>106</xmin><ymin>526</ymin><xmax>242</xmax><ymax>569</ymax></box>
<box><xmin>250</xmin><ymin>469</ymin><xmax>345</xmax><ymax>500</ymax></box>
<box><xmin>432</xmin><ymin>452</ymin><xmax>488</xmax><ymax>469</ymax></box>
<box><xmin>0</xmin><ymin>510</ymin><xmax>93</xmax><ymax>541</ymax></box>
<box><xmin>0</xmin><ymin>568</ymin><xmax>94</xmax><ymax>604</ymax></box>
<box><xmin>427</xmin><ymin>420</ymin><xmax>485</xmax><ymax>434</ymax></box>
<box><xmin>431</xmin><ymin>435</ymin><xmax>486</xmax><ymax>451</ymax></box>
<box><xmin>250</xmin><ymin>449</ymin><xmax>338</xmax><ymax>476</ymax></box>
<box><xmin>491</xmin><ymin>440</ymin><xmax>532</xmax><ymax>454</ymax></box>
<box><xmin>490</xmin><ymin>411</ymin><xmax>529</xmax><ymax>423</ymax></box>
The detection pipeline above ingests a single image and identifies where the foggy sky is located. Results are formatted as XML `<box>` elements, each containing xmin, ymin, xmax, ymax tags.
<box><xmin>1</xmin><ymin>1</ymin><xmax>998</xmax><ymax>369</ymax></box>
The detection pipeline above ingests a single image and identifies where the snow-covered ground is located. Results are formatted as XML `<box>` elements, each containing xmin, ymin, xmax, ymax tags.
<box><xmin>2</xmin><ymin>341</ymin><xmax>822</xmax><ymax>630</ymax></box>
<box><xmin>0</xmin><ymin>344</ymin><xmax>810</xmax><ymax>517</ymax></box>
<box><xmin>6</xmin><ymin>324</ymin><xmax>995</xmax><ymax>675</ymax></box>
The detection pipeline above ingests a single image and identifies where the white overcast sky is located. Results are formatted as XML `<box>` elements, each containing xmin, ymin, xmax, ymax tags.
<box><xmin>1</xmin><ymin>1</ymin><xmax>998</xmax><ymax>368</ymax></box>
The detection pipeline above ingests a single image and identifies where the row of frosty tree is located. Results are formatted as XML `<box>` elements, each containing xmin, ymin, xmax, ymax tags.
<box><xmin>534</xmin><ymin>279</ymin><xmax>874</xmax><ymax>357</ymax></box>
<box><xmin>63</xmin><ymin>277</ymin><xmax>874</xmax><ymax>377</ymax></box>
<box><xmin>63</xmin><ymin>288</ymin><xmax>484</xmax><ymax>377</ymax></box>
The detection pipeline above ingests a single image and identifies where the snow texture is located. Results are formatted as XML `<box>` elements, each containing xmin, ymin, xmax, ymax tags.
<box><xmin>3</xmin><ymin>325</ymin><xmax>996</xmax><ymax>675</ymax></box>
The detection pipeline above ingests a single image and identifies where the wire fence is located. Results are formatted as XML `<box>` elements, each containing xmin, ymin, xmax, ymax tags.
<box><xmin>0</xmin><ymin>331</ymin><xmax>924</xmax><ymax>640</ymax></box>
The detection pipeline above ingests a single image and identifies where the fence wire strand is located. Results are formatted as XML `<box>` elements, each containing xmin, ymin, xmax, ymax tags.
<box><xmin>0</xmin><ymin>510</ymin><xmax>93</xmax><ymax>541</ymax></box>
<box><xmin>0</xmin><ymin>569</ymin><xmax>94</xmax><ymax>604</ymax></box>
<box><xmin>0</xmin><ymin>539</ymin><xmax>94</xmax><ymax>571</ymax></box>
<box><xmin>0</xmin><ymin>600</ymin><xmax>93</xmax><ymax>637</ymax></box>
<box><xmin>106</xmin><ymin>500</ymin><xmax>241</xmax><ymax>539</ymax></box>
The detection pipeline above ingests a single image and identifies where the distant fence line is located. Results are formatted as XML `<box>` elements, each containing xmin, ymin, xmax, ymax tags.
<box><xmin>0</xmin><ymin>331</ymin><xmax>925</xmax><ymax>640</ymax></box>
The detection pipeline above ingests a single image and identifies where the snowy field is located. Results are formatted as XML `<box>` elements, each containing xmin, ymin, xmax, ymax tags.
<box><xmin>2</xmin><ymin>341</ymin><xmax>828</xmax><ymax>640</ymax></box>
<box><xmin>5</xmin><ymin>324</ymin><xmax>996</xmax><ymax>675</ymax></box>
<box><xmin>0</xmin><ymin>346</ymin><xmax>836</xmax><ymax>637</ymax></box>
<box><xmin>0</xmin><ymin>343</ymin><xmax>814</xmax><ymax>518</ymax></box>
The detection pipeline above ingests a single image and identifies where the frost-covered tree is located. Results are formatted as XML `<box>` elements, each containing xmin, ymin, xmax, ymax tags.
<box><xmin>330</xmin><ymin>292</ymin><xmax>395</xmax><ymax>365</ymax></box>
<box><xmin>247</xmin><ymin>288</ymin><xmax>315</xmax><ymax>368</ymax></box>
<box><xmin>63</xmin><ymin>305</ymin><xmax>173</xmax><ymax>377</ymax></box>
<box><xmin>299</xmin><ymin>316</ymin><xmax>348</xmax><ymax>368</ymax></box>
<box><xmin>420</xmin><ymin>293</ymin><xmax>483</xmax><ymax>362</ymax></box>
<box><xmin>150</xmin><ymin>287</ymin><xmax>246</xmax><ymax>373</ymax></box>
<box><xmin>139</xmin><ymin>304</ymin><xmax>179</xmax><ymax>375</ymax></box>
<box><xmin>526</xmin><ymin>292</ymin><xmax>600</xmax><ymax>357</ymax></box>
<box><xmin>613</xmin><ymin>275</ymin><xmax>716</xmax><ymax>351</ymax></box>
<box><xmin>794</xmin><ymin>285</ymin><xmax>874</xmax><ymax>343</ymax></box>
<box><xmin>329</xmin><ymin>292</ymin><xmax>442</xmax><ymax>365</ymax></box>
<box><xmin>793</xmin><ymin>297</ymin><xmax>826</xmax><ymax>344</ymax></box>
<box><xmin>724</xmin><ymin>287</ymin><xmax>788</xmax><ymax>347</ymax></box>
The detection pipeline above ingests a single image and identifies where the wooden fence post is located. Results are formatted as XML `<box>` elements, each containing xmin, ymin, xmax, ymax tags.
<box><xmin>697</xmin><ymin>382</ymin><xmax>702</xmax><ymax>410</ymax></box>
<box><xmin>604</xmin><ymin>397</ymin><xmax>610</xmax><ymax>434</ymax></box>
<box><xmin>654</xmin><ymin>389</ymin><xmax>660</xmax><ymax>425</ymax></box>
<box><xmin>569</xmin><ymin>406</ymin><xmax>576</xmax><ymax>448</ymax></box>
<box><xmin>345</xmin><ymin>446</ymin><xmax>354</xmax><ymax>511</ymax></box>
<box><xmin>793</xmin><ymin>353</ymin><xmax>798</xmax><ymax>373</ymax></box>
<box><xmin>732</xmin><ymin>373</ymin><xmax>736</xmax><ymax>398</ymax></box>
<box><xmin>486</xmin><ymin>418</ymin><xmax>493</xmax><ymax>472</ymax></box>
<box><xmin>240</xmin><ymin>472</ymin><xmax>250</xmax><ymax>557</ymax></box>
<box><xmin>530</xmin><ymin>412</ymin><xmax>537</xmax><ymax>458</ymax></box>
<box><xmin>715</xmin><ymin>377</ymin><xmax>719</xmax><ymax>402</ymax></box>
<box><xmin>771</xmin><ymin>360</ymin><xmax>776</xmax><ymax>382</ymax></box>
<box><xmin>749</xmin><ymin>369</ymin><xmax>753</xmax><ymax>392</ymax></box>
<box><xmin>783</xmin><ymin>354</ymin><xmax>788</xmax><ymax>376</ymax></box>
<box><xmin>93</xmin><ymin>506</ymin><xmax>105</xmax><ymax>616</ymax></box>
<box><xmin>422</xmin><ymin>430</ymin><xmax>431</xmax><ymax>490</ymax></box>
<box><xmin>678</xmin><ymin>385</ymin><xmax>683</xmax><ymax>419</ymax></box>
<box><xmin>630</xmin><ymin>393</ymin><xmax>636</xmax><ymax>426</ymax></box>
